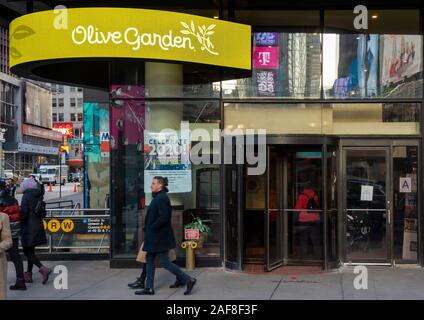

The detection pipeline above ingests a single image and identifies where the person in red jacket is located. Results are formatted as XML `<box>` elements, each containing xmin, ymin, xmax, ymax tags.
<box><xmin>295</xmin><ymin>187</ymin><xmax>322</xmax><ymax>260</ymax></box>
<box><xmin>0</xmin><ymin>180</ymin><xmax>26</xmax><ymax>290</ymax></box>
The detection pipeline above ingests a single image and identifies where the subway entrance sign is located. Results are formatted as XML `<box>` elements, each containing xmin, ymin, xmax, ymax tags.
<box><xmin>43</xmin><ymin>217</ymin><xmax>111</xmax><ymax>234</ymax></box>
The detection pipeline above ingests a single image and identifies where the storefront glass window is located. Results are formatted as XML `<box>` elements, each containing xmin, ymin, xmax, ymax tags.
<box><xmin>224</xmin><ymin>103</ymin><xmax>323</xmax><ymax>134</ymax></box>
<box><xmin>393</xmin><ymin>146</ymin><xmax>418</xmax><ymax>263</ymax></box>
<box><xmin>323</xmin><ymin>34</ymin><xmax>423</xmax><ymax>99</ymax></box>
<box><xmin>83</xmin><ymin>102</ymin><xmax>110</xmax><ymax>209</ymax></box>
<box><xmin>110</xmin><ymin>86</ymin><xmax>145</xmax><ymax>258</ymax></box>
<box><xmin>143</xmin><ymin>100</ymin><xmax>221</xmax><ymax>258</ymax></box>
<box><xmin>145</xmin><ymin>82</ymin><xmax>221</xmax><ymax>99</ymax></box>
<box><xmin>223</xmin><ymin>32</ymin><xmax>321</xmax><ymax>99</ymax></box>
<box><xmin>225</xmin><ymin>102</ymin><xmax>420</xmax><ymax>135</ymax></box>
<box><xmin>323</xmin><ymin>103</ymin><xmax>420</xmax><ymax>135</ymax></box>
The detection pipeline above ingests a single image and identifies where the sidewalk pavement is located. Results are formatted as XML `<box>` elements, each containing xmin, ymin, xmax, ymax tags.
<box><xmin>5</xmin><ymin>261</ymin><xmax>424</xmax><ymax>300</ymax></box>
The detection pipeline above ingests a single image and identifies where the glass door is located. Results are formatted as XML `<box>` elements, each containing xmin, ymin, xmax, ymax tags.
<box><xmin>285</xmin><ymin>148</ymin><xmax>324</xmax><ymax>263</ymax></box>
<box><xmin>344</xmin><ymin>148</ymin><xmax>391</xmax><ymax>263</ymax></box>
<box><xmin>265</xmin><ymin>146</ymin><xmax>283</xmax><ymax>271</ymax></box>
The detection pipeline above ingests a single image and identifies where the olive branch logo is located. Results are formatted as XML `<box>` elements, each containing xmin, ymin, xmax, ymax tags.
<box><xmin>180</xmin><ymin>21</ymin><xmax>218</xmax><ymax>55</ymax></box>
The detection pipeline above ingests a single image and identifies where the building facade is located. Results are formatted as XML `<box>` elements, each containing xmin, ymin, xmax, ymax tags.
<box><xmin>3</xmin><ymin>1</ymin><xmax>424</xmax><ymax>271</ymax></box>
<box><xmin>1</xmin><ymin>26</ymin><xmax>62</xmax><ymax>178</ymax></box>
<box><xmin>51</xmin><ymin>84</ymin><xmax>84</xmax><ymax>173</ymax></box>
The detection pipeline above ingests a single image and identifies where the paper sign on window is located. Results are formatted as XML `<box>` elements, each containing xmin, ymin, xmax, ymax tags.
<box><xmin>400</xmin><ymin>177</ymin><xmax>412</xmax><ymax>193</ymax></box>
<box><xmin>360</xmin><ymin>185</ymin><xmax>374</xmax><ymax>201</ymax></box>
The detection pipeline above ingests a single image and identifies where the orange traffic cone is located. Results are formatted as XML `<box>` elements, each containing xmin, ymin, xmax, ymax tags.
<box><xmin>73</xmin><ymin>183</ymin><xmax>77</xmax><ymax>193</ymax></box>
<box><xmin>48</xmin><ymin>182</ymin><xmax>52</xmax><ymax>192</ymax></box>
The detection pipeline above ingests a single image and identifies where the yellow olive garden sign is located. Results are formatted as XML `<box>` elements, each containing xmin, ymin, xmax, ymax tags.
<box><xmin>9</xmin><ymin>8</ymin><xmax>251</xmax><ymax>70</ymax></box>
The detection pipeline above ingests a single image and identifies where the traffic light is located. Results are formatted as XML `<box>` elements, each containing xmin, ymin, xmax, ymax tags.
<box><xmin>60</xmin><ymin>145</ymin><xmax>69</xmax><ymax>154</ymax></box>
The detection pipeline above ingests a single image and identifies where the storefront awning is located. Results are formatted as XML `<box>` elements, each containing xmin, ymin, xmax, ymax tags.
<box><xmin>9</xmin><ymin>7</ymin><xmax>252</xmax><ymax>88</ymax></box>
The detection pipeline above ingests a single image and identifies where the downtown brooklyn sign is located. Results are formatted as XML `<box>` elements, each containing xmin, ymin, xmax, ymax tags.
<box><xmin>9</xmin><ymin>7</ymin><xmax>252</xmax><ymax>71</ymax></box>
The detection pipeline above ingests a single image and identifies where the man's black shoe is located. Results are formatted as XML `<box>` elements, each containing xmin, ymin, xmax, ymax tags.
<box><xmin>128</xmin><ymin>278</ymin><xmax>145</xmax><ymax>289</ymax></box>
<box><xmin>169</xmin><ymin>279</ymin><xmax>184</xmax><ymax>288</ymax></box>
<box><xmin>135</xmin><ymin>288</ymin><xmax>155</xmax><ymax>295</ymax></box>
<box><xmin>184</xmin><ymin>278</ymin><xmax>197</xmax><ymax>295</ymax></box>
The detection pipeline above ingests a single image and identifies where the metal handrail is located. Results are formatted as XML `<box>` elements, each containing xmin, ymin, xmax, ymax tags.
<box><xmin>283</xmin><ymin>209</ymin><xmax>323</xmax><ymax>212</ymax></box>
<box><xmin>267</xmin><ymin>209</ymin><xmax>323</xmax><ymax>212</ymax></box>
<box><xmin>46</xmin><ymin>200</ymin><xmax>74</xmax><ymax>209</ymax></box>
<box><xmin>47</xmin><ymin>208</ymin><xmax>109</xmax><ymax>212</ymax></box>
<box><xmin>46</xmin><ymin>215</ymin><xmax>109</xmax><ymax>218</ymax></box>
<box><xmin>52</xmin><ymin>246</ymin><xmax>111</xmax><ymax>250</ymax></box>
<box><xmin>345</xmin><ymin>208</ymin><xmax>386</xmax><ymax>211</ymax></box>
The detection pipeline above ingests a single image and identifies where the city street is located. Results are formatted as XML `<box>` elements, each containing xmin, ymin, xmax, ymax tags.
<box><xmin>14</xmin><ymin>183</ymin><xmax>84</xmax><ymax>207</ymax></box>
<box><xmin>5</xmin><ymin>261</ymin><xmax>424</xmax><ymax>300</ymax></box>
<box><xmin>1</xmin><ymin>0</ymin><xmax>424</xmax><ymax>307</ymax></box>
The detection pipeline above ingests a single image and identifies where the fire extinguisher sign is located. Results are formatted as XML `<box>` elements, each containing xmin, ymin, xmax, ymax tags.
<box><xmin>184</xmin><ymin>228</ymin><xmax>199</xmax><ymax>240</ymax></box>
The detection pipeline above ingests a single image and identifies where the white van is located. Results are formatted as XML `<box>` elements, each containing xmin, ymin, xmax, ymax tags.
<box><xmin>37</xmin><ymin>165</ymin><xmax>69</xmax><ymax>185</ymax></box>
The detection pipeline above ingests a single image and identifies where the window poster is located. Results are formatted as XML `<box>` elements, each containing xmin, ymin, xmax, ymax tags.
<box><xmin>144</xmin><ymin>129</ymin><xmax>192</xmax><ymax>193</ymax></box>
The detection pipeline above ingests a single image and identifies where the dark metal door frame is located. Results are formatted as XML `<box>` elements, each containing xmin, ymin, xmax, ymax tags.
<box><xmin>266</xmin><ymin>144</ymin><xmax>327</xmax><ymax>268</ymax></box>
<box><xmin>342</xmin><ymin>145</ymin><xmax>392</xmax><ymax>265</ymax></box>
<box><xmin>264</xmin><ymin>146</ymin><xmax>284</xmax><ymax>271</ymax></box>
<box><xmin>340</xmin><ymin>138</ymin><xmax>421</xmax><ymax>266</ymax></box>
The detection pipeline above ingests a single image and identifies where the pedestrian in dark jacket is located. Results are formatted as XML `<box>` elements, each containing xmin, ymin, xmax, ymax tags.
<box><xmin>20</xmin><ymin>178</ymin><xmax>51</xmax><ymax>284</ymax></box>
<box><xmin>136</xmin><ymin>176</ymin><xmax>196</xmax><ymax>295</ymax></box>
<box><xmin>5</xmin><ymin>178</ymin><xmax>17</xmax><ymax>198</ymax></box>
<box><xmin>0</xmin><ymin>181</ymin><xmax>26</xmax><ymax>290</ymax></box>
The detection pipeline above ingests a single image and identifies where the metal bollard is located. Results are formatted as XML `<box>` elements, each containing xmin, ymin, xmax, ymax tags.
<box><xmin>181</xmin><ymin>241</ymin><xmax>197</xmax><ymax>271</ymax></box>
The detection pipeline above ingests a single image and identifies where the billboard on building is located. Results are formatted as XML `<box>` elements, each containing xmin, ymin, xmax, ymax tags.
<box><xmin>22</xmin><ymin>123</ymin><xmax>63</xmax><ymax>142</ymax></box>
<box><xmin>381</xmin><ymin>35</ymin><xmax>423</xmax><ymax>85</ymax></box>
<box><xmin>53</xmin><ymin>122</ymin><xmax>73</xmax><ymax>138</ymax></box>
<box><xmin>24</xmin><ymin>81</ymin><xmax>52</xmax><ymax>129</ymax></box>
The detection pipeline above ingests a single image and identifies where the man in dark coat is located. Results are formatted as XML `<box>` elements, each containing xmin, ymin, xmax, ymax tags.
<box><xmin>20</xmin><ymin>178</ymin><xmax>51</xmax><ymax>284</ymax></box>
<box><xmin>136</xmin><ymin>176</ymin><xmax>196</xmax><ymax>295</ymax></box>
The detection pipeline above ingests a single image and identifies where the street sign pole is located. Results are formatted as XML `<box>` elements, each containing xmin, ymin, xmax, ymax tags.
<box><xmin>58</xmin><ymin>150</ymin><xmax>62</xmax><ymax>199</ymax></box>
<box><xmin>59</xmin><ymin>154</ymin><xmax>62</xmax><ymax>199</ymax></box>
